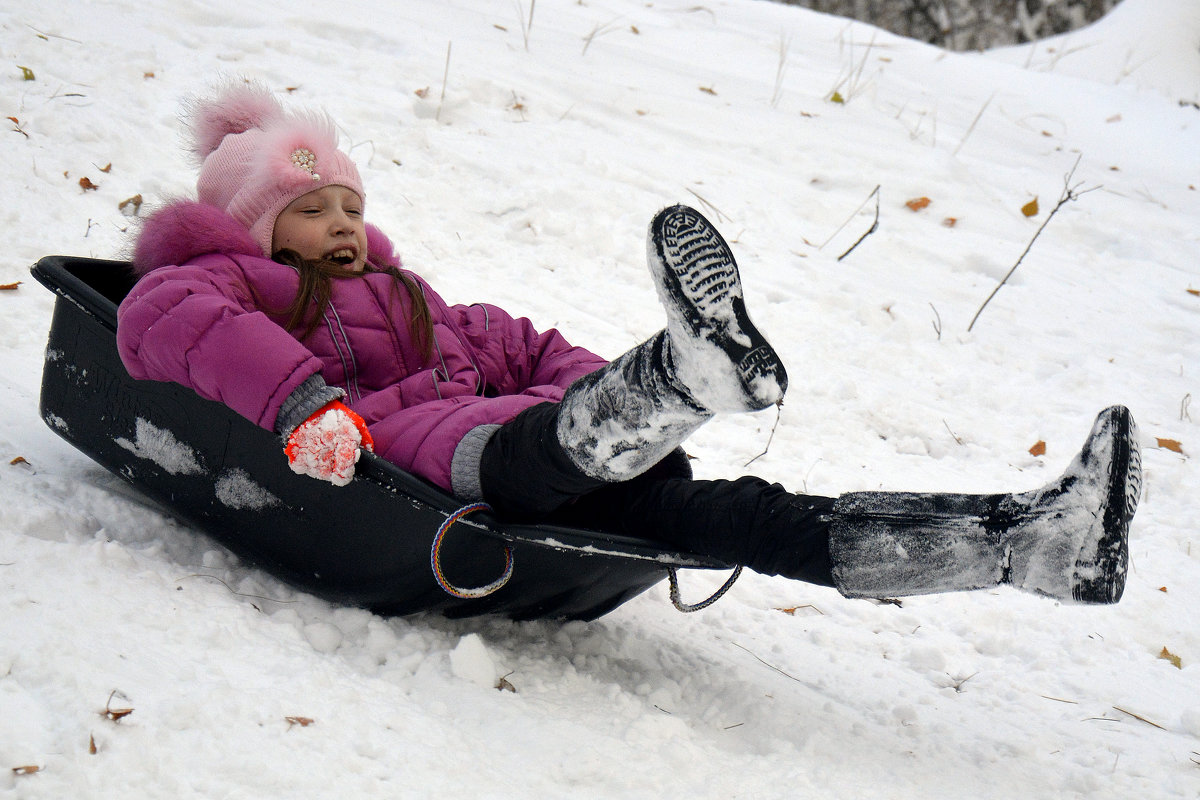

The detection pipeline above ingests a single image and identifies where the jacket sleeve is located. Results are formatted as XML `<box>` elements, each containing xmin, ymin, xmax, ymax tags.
<box><xmin>448</xmin><ymin>300</ymin><xmax>609</xmax><ymax>399</ymax></box>
<box><xmin>116</xmin><ymin>257</ymin><xmax>326</xmax><ymax>432</ymax></box>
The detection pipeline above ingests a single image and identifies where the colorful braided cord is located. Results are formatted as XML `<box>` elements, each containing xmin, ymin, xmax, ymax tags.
<box><xmin>430</xmin><ymin>502</ymin><xmax>514</xmax><ymax>599</ymax></box>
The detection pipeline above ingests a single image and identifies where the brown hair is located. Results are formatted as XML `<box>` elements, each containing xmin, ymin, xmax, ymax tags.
<box><xmin>272</xmin><ymin>249</ymin><xmax>434</xmax><ymax>359</ymax></box>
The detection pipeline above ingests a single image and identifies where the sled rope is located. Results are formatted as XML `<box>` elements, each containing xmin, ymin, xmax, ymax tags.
<box><xmin>667</xmin><ymin>565</ymin><xmax>742</xmax><ymax>612</ymax></box>
<box><xmin>430</xmin><ymin>502</ymin><xmax>514</xmax><ymax>599</ymax></box>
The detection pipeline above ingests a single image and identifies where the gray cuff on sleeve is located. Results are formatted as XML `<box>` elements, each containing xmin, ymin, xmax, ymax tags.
<box><xmin>451</xmin><ymin>424</ymin><xmax>502</xmax><ymax>501</ymax></box>
<box><xmin>275</xmin><ymin>374</ymin><xmax>346</xmax><ymax>437</ymax></box>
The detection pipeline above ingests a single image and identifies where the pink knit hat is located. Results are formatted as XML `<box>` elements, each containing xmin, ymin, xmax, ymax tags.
<box><xmin>187</xmin><ymin>81</ymin><xmax>365</xmax><ymax>257</ymax></box>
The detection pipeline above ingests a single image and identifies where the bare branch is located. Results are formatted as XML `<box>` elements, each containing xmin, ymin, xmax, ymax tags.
<box><xmin>837</xmin><ymin>185</ymin><xmax>881</xmax><ymax>261</ymax></box>
<box><xmin>968</xmin><ymin>156</ymin><xmax>1098</xmax><ymax>332</ymax></box>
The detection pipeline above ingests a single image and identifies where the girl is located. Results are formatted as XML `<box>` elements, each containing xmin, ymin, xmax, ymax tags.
<box><xmin>118</xmin><ymin>82</ymin><xmax>1141</xmax><ymax>605</ymax></box>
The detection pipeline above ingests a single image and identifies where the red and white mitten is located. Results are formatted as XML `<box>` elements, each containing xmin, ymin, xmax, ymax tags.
<box><xmin>284</xmin><ymin>401</ymin><xmax>375</xmax><ymax>487</ymax></box>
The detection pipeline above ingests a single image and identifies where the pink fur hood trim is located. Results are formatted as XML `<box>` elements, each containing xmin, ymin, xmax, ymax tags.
<box><xmin>131</xmin><ymin>200</ymin><xmax>399</xmax><ymax>277</ymax></box>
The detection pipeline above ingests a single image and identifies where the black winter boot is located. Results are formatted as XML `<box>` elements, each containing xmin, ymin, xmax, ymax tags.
<box><xmin>829</xmin><ymin>406</ymin><xmax>1141</xmax><ymax>604</ymax></box>
<box><xmin>556</xmin><ymin>330</ymin><xmax>712</xmax><ymax>482</ymax></box>
<box><xmin>557</xmin><ymin>205</ymin><xmax>788</xmax><ymax>483</ymax></box>
<box><xmin>646</xmin><ymin>205</ymin><xmax>787</xmax><ymax>413</ymax></box>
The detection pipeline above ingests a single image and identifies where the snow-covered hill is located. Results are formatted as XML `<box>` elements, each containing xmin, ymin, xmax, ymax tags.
<box><xmin>2</xmin><ymin>0</ymin><xmax>1198</xmax><ymax>796</ymax></box>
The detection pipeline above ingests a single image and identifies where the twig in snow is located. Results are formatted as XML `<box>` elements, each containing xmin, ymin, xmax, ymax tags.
<box><xmin>730</xmin><ymin>641</ymin><xmax>802</xmax><ymax>683</ymax></box>
<box><xmin>436</xmin><ymin>42</ymin><xmax>452</xmax><ymax>123</ymax></box>
<box><xmin>516</xmin><ymin>0</ymin><xmax>536</xmax><ymax>51</ymax></box>
<box><xmin>175</xmin><ymin>573</ymin><xmax>297</xmax><ymax>604</ymax></box>
<box><xmin>837</xmin><ymin>185</ymin><xmax>880</xmax><ymax>261</ymax></box>
<box><xmin>745</xmin><ymin>402</ymin><xmax>783</xmax><ymax>467</ymax></box>
<box><xmin>820</xmin><ymin>184</ymin><xmax>879</xmax><ymax>253</ymax></box>
<box><xmin>799</xmin><ymin>458</ymin><xmax>822</xmax><ymax>494</ymax></box>
<box><xmin>1180</xmin><ymin>393</ymin><xmax>1191</xmax><ymax>422</ymax></box>
<box><xmin>953</xmin><ymin>92</ymin><xmax>995</xmax><ymax>157</ymax></box>
<box><xmin>771</xmin><ymin>33</ymin><xmax>790</xmax><ymax>108</ymax></box>
<box><xmin>946</xmin><ymin>672</ymin><xmax>978</xmax><ymax>693</ymax></box>
<box><xmin>685</xmin><ymin>187</ymin><xmax>728</xmax><ymax>223</ymax></box>
<box><xmin>27</xmin><ymin>25</ymin><xmax>82</xmax><ymax>43</ymax></box>
<box><xmin>967</xmin><ymin>156</ymin><xmax>1100</xmax><ymax>332</ymax></box>
<box><xmin>829</xmin><ymin>30</ymin><xmax>878</xmax><ymax>104</ymax></box>
<box><xmin>1112</xmin><ymin>706</ymin><xmax>1167</xmax><ymax>730</ymax></box>
<box><xmin>1039</xmin><ymin>694</ymin><xmax>1079</xmax><ymax>704</ymax></box>
<box><xmin>942</xmin><ymin>419</ymin><xmax>963</xmax><ymax>445</ymax></box>
<box><xmin>582</xmin><ymin>17</ymin><xmax>624</xmax><ymax>56</ymax></box>
<box><xmin>930</xmin><ymin>302</ymin><xmax>942</xmax><ymax>340</ymax></box>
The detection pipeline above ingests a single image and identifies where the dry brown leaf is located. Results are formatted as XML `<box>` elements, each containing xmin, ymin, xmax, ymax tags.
<box><xmin>1160</xmin><ymin>646</ymin><xmax>1182</xmax><ymax>669</ymax></box>
<box><xmin>1029</xmin><ymin>440</ymin><xmax>1047</xmax><ymax>457</ymax></box>
<box><xmin>942</xmin><ymin>217</ymin><xmax>958</xmax><ymax>227</ymax></box>
<box><xmin>905</xmin><ymin>197</ymin><xmax>931</xmax><ymax>211</ymax></box>
<box><xmin>775</xmin><ymin>604</ymin><xmax>822</xmax><ymax>616</ymax></box>
<box><xmin>699</xmin><ymin>86</ymin><xmax>717</xmax><ymax>95</ymax></box>
<box><xmin>0</xmin><ymin>281</ymin><xmax>21</xmax><ymax>291</ymax></box>
<box><xmin>99</xmin><ymin>163</ymin><xmax>112</xmax><ymax>173</ymax></box>
<box><xmin>13</xmin><ymin>765</ymin><xmax>40</xmax><ymax>775</ymax></box>
<box><xmin>10</xmin><ymin>456</ymin><xmax>29</xmax><ymax>465</ymax></box>
<box><xmin>143</xmin><ymin>72</ymin><xmax>155</xmax><ymax>79</ymax></box>
<box><xmin>89</xmin><ymin>734</ymin><xmax>97</xmax><ymax>754</ymax></box>
<box><xmin>119</xmin><ymin>194</ymin><xmax>143</xmax><ymax>216</ymax></box>
<box><xmin>496</xmin><ymin>675</ymin><xmax>517</xmax><ymax>693</ymax></box>
<box><xmin>414</xmin><ymin>87</ymin><xmax>429</xmax><ymax>98</ymax></box>
<box><xmin>103</xmin><ymin>691</ymin><xmax>134</xmax><ymax>722</ymax></box>
<box><xmin>285</xmin><ymin>716</ymin><xmax>314</xmax><ymax>728</ymax></box>
<box><xmin>1021</xmin><ymin>197</ymin><xmax>1039</xmax><ymax>217</ymax></box>
<box><xmin>79</xmin><ymin>176</ymin><xmax>99</xmax><ymax>191</ymax></box>
<box><xmin>104</xmin><ymin>707</ymin><xmax>134</xmax><ymax>722</ymax></box>
<box><xmin>1156</xmin><ymin>438</ymin><xmax>1184</xmax><ymax>454</ymax></box>
<box><xmin>1158</xmin><ymin>586</ymin><xmax>1168</xmax><ymax>593</ymax></box>
<box><xmin>1187</xmin><ymin>288</ymin><xmax>1199</xmax><ymax>297</ymax></box>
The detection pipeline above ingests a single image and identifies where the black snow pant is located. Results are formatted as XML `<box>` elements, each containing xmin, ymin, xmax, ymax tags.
<box><xmin>480</xmin><ymin>402</ymin><xmax>835</xmax><ymax>587</ymax></box>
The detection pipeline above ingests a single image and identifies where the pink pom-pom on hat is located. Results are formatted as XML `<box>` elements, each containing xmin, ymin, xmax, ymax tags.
<box><xmin>187</xmin><ymin>81</ymin><xmax>365</xmax><ymax>258</ymax></box>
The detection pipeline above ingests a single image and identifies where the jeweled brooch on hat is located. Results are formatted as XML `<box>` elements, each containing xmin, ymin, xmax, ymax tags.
<box><xmin>290</xmin><ymin>148</ymin><xmax>320</xmax><ymax>181</ymax></box>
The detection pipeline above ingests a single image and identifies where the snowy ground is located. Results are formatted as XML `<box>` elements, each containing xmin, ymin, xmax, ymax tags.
<box><xmin>2</xmin><ymin>0</ymin><xmax>1198</xmax><ymax>797</ymax></box>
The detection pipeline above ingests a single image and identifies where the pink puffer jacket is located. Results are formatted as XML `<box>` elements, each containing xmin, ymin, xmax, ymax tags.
<box><xmin>117</xmin><ymin>201</ymin><xmax>607</xmax><ymax>492</ymax></box>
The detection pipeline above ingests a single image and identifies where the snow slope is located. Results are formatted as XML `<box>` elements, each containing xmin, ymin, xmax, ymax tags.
<box><xmin>2</xmin><ymin>0</ymin><xmax>1198</xmax><ymax>796</ymax></box>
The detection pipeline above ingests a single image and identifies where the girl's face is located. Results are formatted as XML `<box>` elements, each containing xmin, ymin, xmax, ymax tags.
<box><xmin>272</xmin><ymin>185</ymin><xmax>368</xmax><ymax>273</ymax></box>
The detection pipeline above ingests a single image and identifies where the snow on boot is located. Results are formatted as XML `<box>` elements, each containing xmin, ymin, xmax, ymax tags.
<box><xmin>646</xmin><ymin>205</ymin><xmax>787</xmax><ymax>413</ymax></box>
<box><xmin>557</xmin><ymin>330</ymin><xmax>712</xmax><ymax>482</ymax></box>
<box><xmin>1007</xmin><ymin>404</ymin><xmax>1140</xmax><ymax>603</ymax></box>
<box><xmin>828</xmin><ymin>406</ymin><xmax>1141</xmax><ymax>604</ymax></box>
<box><xmin>555</xmin><ymin>205</ymin><xmax>788</xmax><ymax>483</ymax></box>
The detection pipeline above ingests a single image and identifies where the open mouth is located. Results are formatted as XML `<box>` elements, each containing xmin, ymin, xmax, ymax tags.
<box><xmin>326</xmin><ymin>248</ymin><xmax>357</xmax><ymax>266</ymax></box>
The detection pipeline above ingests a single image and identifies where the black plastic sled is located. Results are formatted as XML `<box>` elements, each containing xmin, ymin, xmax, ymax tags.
<box><xmin>31</xmin><ymin>255</ymin><xmax>729</xmax><ymax>621</ymax></box>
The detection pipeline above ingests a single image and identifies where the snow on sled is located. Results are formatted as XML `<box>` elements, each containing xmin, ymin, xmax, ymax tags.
<box><xmin>31</xmin><ymin>255</ymin><xmax>730</xmax><ymax>621</ymax></box>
